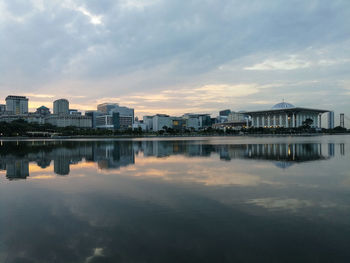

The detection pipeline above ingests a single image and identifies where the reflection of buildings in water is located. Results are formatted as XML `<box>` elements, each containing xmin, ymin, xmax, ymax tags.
<box><xmin>217</xmin><ymin>145</ymin><xmax>247</xmax><ymax>161</ymax></box>
<box><xmin>340</xmin><ymin>143</ymin><xmax>345</xmax><ymax>156</ymax></box>
<box><xmin>36</xmin><ymin>158</ymin><xmax>51</xmax><ymax>169</ymax></box>
<box><xmin>52</xmin><ymin>146</ymin><xmax>91</xmax><ymax>175</ymax></box>
<box><xmin>245</xmin><ymin>143</ymin><xmax>328</xmax><ymax>165</ymax></box>
<box><xmin>54</xmin><ymin>156</ymin><xmax>70</xmax><ymax>176</ymax></box>
<box><xmin>328</xmin><ymin>143</ymin><xmax>335</xmax><ymax>157</ymax></box>
<box><xmin>94</xmin><ymin>142</ymin><xmax>135</xmax><ymax>170</ymax></box>
<box><xmin>6</xmin><ymin>159</ymin><xmax>29</xmax><ymax>180</ymax></box>
<box><xmin>0</xmin><ymin>140</ymin><xmax>347</xmax><ymax>180</ymax></box>
<box><xmin>0</xmin><ymin>162</ymin><xmax>6</xmax><ymax>171</ymax></box>
<box><xmin>213</xmin><ymin>143</ymin><xmax>339</xmax><ymax>168</ymax></box>
<box><xmin>138</xmin><ymin>141</ymin><xmax>214</xmax><ymax>158</ymax></box>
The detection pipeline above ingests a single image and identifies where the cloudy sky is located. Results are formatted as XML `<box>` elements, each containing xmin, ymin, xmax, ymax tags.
<box><xmin>0</xmin><ymin>0</ymin><xmax>349</xmax><ymax>123</ymax></box>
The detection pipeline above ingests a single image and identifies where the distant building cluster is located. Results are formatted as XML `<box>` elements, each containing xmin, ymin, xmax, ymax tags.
<box><xmin>0</xmin><ymin>95</ymin><xmax>91</xmax><ymax>128</ymax></box>
<box><xmin>138</xmin><ymin>113</ymin><xmax>213</xmax><ymax>132</ymax></box>
<box><xmin>0</xmin><ymin>95</ymin><xmax>338</xmax><ymax>130</ymax></box>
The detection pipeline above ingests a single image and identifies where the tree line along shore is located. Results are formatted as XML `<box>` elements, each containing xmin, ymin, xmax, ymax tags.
<box><xmin>0</xmin><ymin>119</ymin><xmax>348</xmax><ymax>138</ymax></box>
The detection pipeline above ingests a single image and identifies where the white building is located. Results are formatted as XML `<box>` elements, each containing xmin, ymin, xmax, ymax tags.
<box><xmin>6</xmin><ymin>95</ymin><xmax>28</xmax><ymax>115</ymax></box>
<box><xmin>328</xmin><ymin>111</ymin><xmax>335</xmax><ymax>129</ymax></box>
<box><xmin>246</xmin><ymin>102</ymin><xmax>329</xmax><ymax>128</ymax></box>
<box><xmin>186</xmin><ymin>116</ymin><xmax>199</xmax><ymax>130</ymax></box>
<box><xmin>228</xmin><ymin>112</ymin><xmax>246</xmax><ymax>122</ymax></box>
<box><xmin>183</xmin><ymin>113</ymin><xmax>211</xmax><ymax>130</ymax></box>
<box><xmin>132</xmin><ymin>122</ymin><xmax>147</xmax><ymax>131</ymax></box>
<box><xmin>153</xmin><ymin>114</ymin><xmax>172</xmax><ymax>131</ymax></box>
<box><xmin>143</xmin><ymin>116</ymin><xmax>154</xmax><ymax>131</ymax></box>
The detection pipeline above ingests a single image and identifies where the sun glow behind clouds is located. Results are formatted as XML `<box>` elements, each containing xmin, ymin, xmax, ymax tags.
<box><xmin>94</xmin><ymin>83</ymin><xmax>261</xmax><ymax>116</ymax></box>
<box><xmin>76</xmin><ymin>7</ymin><xmax>103</xmax><ymax>25</ymax></box>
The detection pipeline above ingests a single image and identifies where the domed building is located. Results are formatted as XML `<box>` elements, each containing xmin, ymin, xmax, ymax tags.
<box><xmin>246</xmin><ymin>101</ymin><xmax>330</xmax><ymax>128</ymax></box>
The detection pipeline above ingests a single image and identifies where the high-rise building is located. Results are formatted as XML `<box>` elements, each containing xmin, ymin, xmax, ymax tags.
<box><xmin>5</xmin><ymin>95</ymin><xmax>29</xmax><ymax>115</ymax></box>
<box><xmin>53</xmin><ymin>99</ymin><xmax>69</xmax><ymax>115</ymax></box>
<box><xmin>328</xmin><ymin>111</ymin><xmax>334</xmax><ymax>129</ymax></box>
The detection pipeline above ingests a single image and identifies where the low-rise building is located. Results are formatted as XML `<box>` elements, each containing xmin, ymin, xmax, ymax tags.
<box><xmin>132</xmin><ymin>121</ymin><xmax>147</xmax><ymax>131</ymax></box>
<box><xmin>45</xmin><ymin>115</ymin><xmax>92</xmax><ymax>128</ymax></box>
<box><xmin>172</xmin><ymin>117</ymin><xmax>186</xmax><ymax>131</ymax></box>
<box><xmin>69</xmin><ymin>109</ymin><xmax>82</xmax><ymax>115</ymax></box>
<box><xmin>183</xmin><ymin>113</ymin><xmax>212</xmax><ymax>130</ymax></box>
<box><xmin>36</xmin><ymin>106</ymin><xmax>51</xmax><ymax>116</ymax></box>
<box><xmin>153</xmin><ymin>114</ymin><xmax>172</xmax><ymax>131</ymax></box>
<box><xmin>143</xmin><ymin>116</ymin><xmax>154</xmax><ymax>131</ymax></box>
<box><xmin>246</xmin><ymin>102</ymin><xmax>329</xmax><ymax>128</ymax></box>
<box><xmin>0</xmin><ymin>113</ymin><xmax>45</xmax><ymax>124</ymax></box>
<box><xmin>228</xmin><ymin>111</ymin><xmax>246</xmax><ymax>122</ymax></box>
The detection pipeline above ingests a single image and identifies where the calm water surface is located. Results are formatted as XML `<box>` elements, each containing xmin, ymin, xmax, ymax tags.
<box><xmin>0</xmin><ymin>136</ymin><xmax>349</xmax><ymax>263</ymax></box>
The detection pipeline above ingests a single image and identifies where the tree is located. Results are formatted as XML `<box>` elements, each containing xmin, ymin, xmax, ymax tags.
<box><xmin>302</xmin><ymin>118</ymin><xmax>313</xmax><ymax>129</ymax></box>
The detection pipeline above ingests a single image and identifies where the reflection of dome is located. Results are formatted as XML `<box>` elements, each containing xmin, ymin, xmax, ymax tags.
<box><xmin>274</xmin><ymin>161</ymin><xmax>294</xmax><ymax>169</ymax></box>
<box><xmin>272</xmin><ymin>102</ymin><xmax>295</xmax><ymax>109</ymax></box>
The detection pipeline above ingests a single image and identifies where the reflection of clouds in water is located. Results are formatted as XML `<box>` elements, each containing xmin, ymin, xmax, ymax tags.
<box><xmin>247</xmin><ymin>198</ymin><xmax>339</xmax><ymax>212</ymax></box>
<box><xmin>101</xmin><ymin>156</ymin><xmax>270</xmax><ymax>186</ymax></box>
<box><xmin>85</xmin><ymin>248</ymin><xmax>105</xmax><ymax>263</ymax></box>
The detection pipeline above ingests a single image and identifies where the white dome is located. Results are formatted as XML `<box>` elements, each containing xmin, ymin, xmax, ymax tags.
<box><xmin>272</xmin><ymin>102</ymin><xmax>295</xmax><ymax>109</ymax></box>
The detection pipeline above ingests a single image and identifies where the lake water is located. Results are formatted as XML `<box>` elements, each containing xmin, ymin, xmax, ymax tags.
<box><xmin>0</xmin><ymin>136</ymin><xmax>349</xmax><ymax>263</ymax></box>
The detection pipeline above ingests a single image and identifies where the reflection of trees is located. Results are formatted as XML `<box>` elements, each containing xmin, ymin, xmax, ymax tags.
<box><xmin>0</xmin><ymin>140</ymin><xmax>341</xmax><ymax>179</ymax></box>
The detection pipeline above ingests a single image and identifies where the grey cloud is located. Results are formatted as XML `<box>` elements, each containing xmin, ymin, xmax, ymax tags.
<box><xmin>0</xmin><ymin>0</ymin><xmax>350</xmax><ymax>120</ymax></box>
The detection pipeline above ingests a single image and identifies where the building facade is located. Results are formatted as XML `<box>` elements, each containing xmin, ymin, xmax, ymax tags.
<box><xmin>97</xmin><ymin>103</ymin><xmax>119</xmax><ymax>114</ymax></box>
<box><xmin>53</xmin><ymin>99</ymin><xmax>69</xmax><ymax>115</ymax></box>
<box><xmin>183</xmin><ymin>113</ymin><xmax>211</xmax><ymax>131</ymax></box>
<box><xmin>6</xmin><ymin>95</ymin><xmax>28</xmax><ymax>115</ymax></box>
<box><xmin>143</xmin><ymin>116</ymin><xmax>154</xmax><ymax>131</ymax></box>
<box><xmin>246</xmin><ymin>102</ymin><xmax>329</xmax><ymax>128</ymax></box>
<box><xmin>97</xmin><ymin>103</ymin><xmax>134</xmax><ymax>129</ymax></box>
<box><xmin>0</xmin><ymin>104</ymin><xmax>6</xmax><ymax>114</ymax></box>
<box><xmin>328</xmin><ymin>111</ymin><xmax>335</xmax><ymax>129</ymax></box>
<box><xmin>36</xmin><ymin>106</ymin><xmax>51</xmax><ymax>116</ymax></box>
<box><xmin>45</xmin><ymin>115</ymin><xmax>92</xmax><ymax>128</ymax></box>
<box><xmin>153</xmin><ymin>114</ymin><xmax>172</xmax><ymax>131</ymax></box>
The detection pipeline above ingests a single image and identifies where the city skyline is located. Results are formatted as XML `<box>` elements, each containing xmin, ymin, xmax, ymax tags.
<box><xmin>1</xmin><ymin>1</ymin><xmax>350</xmax><ymax>121</ymax></box>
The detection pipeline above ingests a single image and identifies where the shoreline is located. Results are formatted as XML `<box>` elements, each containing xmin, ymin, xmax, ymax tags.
<box><xmin>0</xmin><ymin>133</ymin><xmax>349</xmax><ymax>141</ymax></box>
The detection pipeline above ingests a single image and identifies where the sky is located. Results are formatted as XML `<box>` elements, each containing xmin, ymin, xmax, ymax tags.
<box><xmin>0</xmin><ymin>0</ymin><xmax>350</xmax><ymax>125</ymax></box>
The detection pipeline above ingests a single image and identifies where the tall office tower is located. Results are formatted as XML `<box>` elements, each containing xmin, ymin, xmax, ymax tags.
<box><xmin>340</xmin><ymin>113</ymin><xmax>345</xmax><ymax>128</ymax></box>
<box><xmin>53</xmin><ymin>99</ymin><xmax>69</xmax><ymax>115</ymax></box>
<box><xmin>5</xmin><ymin>95</ymin><xmax>29</xmax><ymax>115</ymax></box>
<box><xmin>328</xmin><ymin>111</ymin><xmax>334</xmax><ymax>129</ymax></box>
